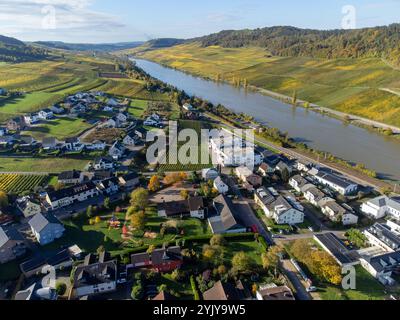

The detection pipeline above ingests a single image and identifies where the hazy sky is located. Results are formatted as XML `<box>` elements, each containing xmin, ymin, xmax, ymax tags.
<box><xmin>1</xmin><ymin>0</ymin><xmax>400</xmax><ymax>43</ymax></box>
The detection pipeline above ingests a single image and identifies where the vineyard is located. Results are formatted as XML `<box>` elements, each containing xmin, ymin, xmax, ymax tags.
<box><xmin>0</xmin><ymin>174</ymin><xmax>49</xmax><ymax>193</ymax></box>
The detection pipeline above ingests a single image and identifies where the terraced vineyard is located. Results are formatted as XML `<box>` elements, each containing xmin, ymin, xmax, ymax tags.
<box><xmin>0</xmin><ymin>174</ymin><xmax>49</xmax><ymax>193</ymax></box>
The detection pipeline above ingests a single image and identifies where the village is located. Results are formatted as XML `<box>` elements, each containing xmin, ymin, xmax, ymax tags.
<box><xmin>0</xmin><ymin>87</ymin><xmax>400</xmax><ymax>302</ymax></box>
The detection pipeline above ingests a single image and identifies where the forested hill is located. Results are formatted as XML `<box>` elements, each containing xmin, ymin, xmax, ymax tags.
<box><xmin>195</xmin><ymin>24</ymin><xmax>400</xmax><ymax>65</ymax></box>
<box><xmin>0</xmin><ymin>35</ymin><xmax>48</xmax><ymax>62</ymax></box>
<box><xmin>33</xmin><ymin>41</ymin><xmax>144</xmax><ymax>52</ymax></box>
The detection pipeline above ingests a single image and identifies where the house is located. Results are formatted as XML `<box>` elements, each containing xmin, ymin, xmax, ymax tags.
<box><xmin>41</xmin><ymin>137</ymin><xmax>57</xmax><ymax>150</ymax></box>
<box><xmin>135</xmin><ymin>127</ymin><xmax>148</xmax><ymax>140</ymax></box>
<box><xmin>256</xmin><ymin>285</ymin><xmax>295</xmax><ymax>301</ymax></box>
<box><xmin>50</xmin><ymin>105</ymin><xmax>65</xmax><ymax>114</ymax></box>
<box><xmin>130</xmin><ymin>246</ymin><xmax>183</xmax><ymax>273</ymax></box>
<box><xmin>116</xmin><ymin>112</ymin><xmax>129</xmax><ymax>123</ymax></box>
<box><xmin>157</xmin><ymin>197</ymin><xmax>205</xmax><ymax>219</ymax></box>
<box><xmin>7</xmin><ymin>117</ymin><xmax>26</xmax><ymax>131</ymax></box>
<box><xmin>103</xmin><ymin>106</ymin><xmax>113</xmax><ymax>112</ymax></box>
<box><xmin>321</xmin><ymin>200</ymin><xmax>358</xmax><ymax>225</ymax></box>
<box><xmin>296</xmin><ymin>160</ymin><xmax>313</xmax><ymax>173</ymax></box>
<box><xmin>0</xmin><ymin>127</ymin><xmax>8</xmax><ymax>136</ymax></box>
<box><xmin>235</xmin><ymin>166</ymin><xmax>253</xmax><ymax>182</ymax></box>
<box><xmin>182</xmin><ymin>103</ymin><xmax>195</xmax><ymax>111</ymax></box>
<box><xmin>94</xmin><ymin>157</ymin><xmax>115</xmax><ymax>170</ymax></box>
<box><xmin>46</xmin><ymin>181</ymin><xmax>100</xmax><ymax>210</ymax></box>
<box><xmin>106</xmin><ymin>116</ymin><xmax>120</xmax><ymax>128</ymax></box>
<box><xmin>16</xmin><ymin>196</ymin><xmax>42</xmax><ymax>219</ymax></box>
<box><xmin>202</xmin><ymin>168</ymin><xmax>219</xmax><ymax>181</ymax></box>
<box><xmin>0</xmin><ymin>226</ymin><xmax>26</xmax><ymax>264</ymax></box>
<box><xmin>0</xmin><ymin>135</ymin><xmax>16</xmax><ymax>146</ymax></box>
<box><xmin>152</xmin><ymin>291</ymin><xmax>178</xmax><ymax>301</ymax></box>
<box><xmin>258</xmin><ymin>162</ymin><xmax>275</xmax><ymax>176</ymax></box>
<box><xmin>208</xmin><ymin>195</ymin><xmax>247</xmax><ymax>234</ymax></box>
<box><xmin>29</xmin><ymin>213</ymin><xmax>65</xmax><ymax>245</ymax></box>
<box><xmin>85</xmin><ymin>140</ymin><xmax>106</xmax><ymax>151</ymax></box>
<box><xmin>360</xmin><ymin>251</ymin><xmax>400</xmax><ymax>285</ymax></box>
<box><xmin>19</xmin><ymin>135</ymin><xmax>36</xmax><ymax>146</ymax></box>
<box><xmin>73</xmin><ymin>252</ymin><xmax>117</xmax><ymax>298</ymax></box>
<box><xmin>64</xmin><ymin>137</ymin><xmax>84</xmax><ymax>152</ymax></box>
<box><xmin>314</xmin><ymin>171</ymin><xmax>358</xmax><ymax>196</ymax></box>
<box><xmin>361</xmin><ymin>196</ymin><xmax>400</xmax><ymax>220</ymax></box>
<box><xmin>58</xmin><ymin>170</ymin><xmax>84</xmax><ymax>185</ymax></box>
<box><xmin>303</xmin><ymin>186</ymin><xmax>327</xmax><ymax>207</ymax></box>
<box><xmin>246</xmin><ymin>174</ymin><xmax>262</xmax><ymax>188</ymax></box>
<box><xmin>276</xmin><ymin>161</ymin><xmax>293</xmax><ymax>175</ymax></box>
<box><xmin>203</xmin><ymin>280</ymin><xmax>249</xmax><ymax>301</ymax></box>
<box><xmin>97</xmin><ymin>177</ymin><xmax>120</xmax><ymax>195</ymax></box>
<box><xmin>90</xmin><ymin>170</ymin><xmax>114</xmax><ymax>183</ymax></box>
<box><xmin>118</xmin><ymin>172</ymin><xmax>140</xmax><ymax>190</ymax></box>
<box><xmin>107</xmin><ymin>98</ymin><xmax>119</xmax><ymax>107</ymax></box>
<box><xmin>123</xmin><ymin>133</ymin><xmax>138</xmax><ymax>146</ymax></box>
<box><xmin>254</xmin><ymin>187</ymin><xmax>276</xmax><ymax>217</ymax></box>
<box><xmin>268</xmin><ymin>196</ymin><xmax>304</xmax><ymax>225</ymax></box>
<box><xmin>14</xmin><ymin>283</ymin><xmax>58</xmax><ymax>301</ymax></box>
<box><xmin>363</xmin><ymin>223</ymin><xmax>400</xmax><ymax>253</ymax></box>
<box><xmin>108</xmin><ymin>141</ymin><xmax>125</xmax><ymax>160</ymax></box>
<box><xmin>213</xmin><ymin>176</ymin><xmax>229</xmax><ymax>194</ymax></box>
<box><xmin>38</xmin><ymin>109</ymin><xmax>54</xmax><ymax>120</ymax></box>
<box><xmin>24</xmin><ymin>113</ymin><xmax>39</xmax><ymax>125</ymax></box>
<box><xmin>289</xmin><ymin>175</ymin><xmax>309</xmax><ymax>192</ymax></box>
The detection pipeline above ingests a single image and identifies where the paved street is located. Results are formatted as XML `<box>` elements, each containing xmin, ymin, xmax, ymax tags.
<box><xmin>281</xmin><ymin>259</ymin><xmax>312</xmax><ymax>300</ymax></box>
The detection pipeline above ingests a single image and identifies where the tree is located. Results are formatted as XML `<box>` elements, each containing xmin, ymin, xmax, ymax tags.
<box><xmin>280</xmin><ymin>168</ymin><xmax>290</xmax><ymax>183</ymax></box>
<box><xmin>180</xmin><ymin>189</ymin><xmax>189</xmax><ymax>200</ymax></box>
<box><xmin>96</xmin><ymin>245</ymin><xmax>105</xmax><ymax>255</ymax></box>
<box><xmin>131</xmin><ymin>211</ymin><xmax>146</xmax><ymax>230</ymax></box>
<box><xmin>232</xmin><ymin>252</ymin><xmax>254</xmax><ymax>274</ymax></box>
<box><xmin>262</xmin><ymin>246</ymin><xmax>283</xmax><ymax>276</ymax></box>
<box><xmin>148</xmin><ymin>175</ymin><xmax>161</xmax><ymax>192</ymax></box>
<box><xmin>0</xmin><ymin>191</ymin><xmax>8</xmax><ymax>209</ymax></box>
<box><xmin>130</xmin><ymin>188</ymin><xmax>149</xmax><ymax>210</ymax></box>
<box><xmin>210</xmin><ymin>235</ymin><xmax>226</xmax><ymax>247</ymax></box>
<box><xmin>55</xmin><ymin>282</ymin><xmax>67</xmax><ymax>296</ymax></box>
<box><xmin>103</xmin><ymin>197</ymin><xmax>111</xmax><ymax>209</ymax></box>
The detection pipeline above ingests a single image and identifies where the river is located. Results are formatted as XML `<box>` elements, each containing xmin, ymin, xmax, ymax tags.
<box><xmin>133</xmin><ymin>58</ymin><xmax>400</xmax><ymax>182</ymax></box>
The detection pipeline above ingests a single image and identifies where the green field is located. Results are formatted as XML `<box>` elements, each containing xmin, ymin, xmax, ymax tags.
<box><xmin>22</xmin><ymin>118</ymin><xmax>92</xmax><ymax>140</ymax></box>
<box><xmin>128</xmin><ymin>99</ymin><xmax>150</xmax><ymax>118</ymax></box>
<box><xmin>138</xmin><ymin>43</ymin><xmax>400</xmax><ymax>127</ymax></box>
<box><xmin>0</xmin><ymin>157</ymin><xmax>88</xmax><ymax>173</ymax></box>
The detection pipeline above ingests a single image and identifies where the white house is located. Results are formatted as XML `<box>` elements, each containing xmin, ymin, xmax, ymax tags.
<box><xmin>24</xmin><ymin>113</ymin><xmax>39</xmax><ymax>125</ymax></box>
<box><xmin>29</xmin><ymin>213</ymin><xmax>65</xmax><ymax>245</ymax></box>
<box><xmin>213</xmin><ymin>176</ymin><xmax>229</xmax><ymax>194</ymax></box>
<box><xmin>235</xmin><ymin>166</ymin><xmax>253</xmax><ymax>182</ymax></box>
<box><xmin>38</xmin><ymin>109</ymin><xmax>54</xmax><ymax>120</ymax></box>
<box><xmin>269</xmin><ymin>196</ymin><xmax>304</xmax><ymax>225</ymax></box>
<box><xmin>360</xmin><ymin>251</ymin><xmax>400</xmax><ymax>285</ymax></box>
<box><xmin>97</xmin><ymin>177</ymin><xmax>120</xmax><ymax>195</ymax></box>
<box><xmin>363</xmin><ymin>223</ymin><xmax>400</xmax><ymax>253</ymax></box>
<box><xmin>107</xmin><ymin>98</ymin><xmax>119</xmax><ymax>107</ymax></box>
<box><xmin>103</xmin><ymin>106</ymin><xmax>113</xmax><ymax>112</ymax></box>
<box><xmin>45</xmin><ymin>182</ymin><xmax>100</xmax><ymax>210</ymax></box>
<box><xmin>16</xmin><ymin>197</ymin><xmax>42</xmax><ymax>219</ymax></box>
<box><xmin>108</xmin><ymin>141</ymin><xmax>125</xmax><ymax>160</ymax></box>
<box><xmin>50</xmin><ymin>105</ymin><xmax>65</xmax><ymax>114</ymax></box>
<box><xmin>116</xmin><ymin>112</ymin><xmax>129</xmax><ymax>124</ymax></box>
<box><xmin>94</xmin><ymin>157</ymin><xmax>115</xmax><ymax>171</ymax></box>
<box><xmin>254</xmin><ymin>187</ymin><xmax>276</xmax><ymax>218</ymax></box>
<box><xmin>64</xmin><ymin>137</ymin><xmax>84</xmax><ymax>152</ymax></box>
<box><xmin>289</xmin><ymin>175</ymin><xmax>309</xmax><ymax>192</ymax></box>
<box><xmin>85</xmin><ymin>140</ymin><xmax>106</xmax><ymax>151</ymax></box>
<box><xmin>314</xmin><ymin>171</ymin><xmax>358</xmax><ymax>196</ymax></box>
<box><xmin>158</xmin><ymin>197</ymin><xmax>205</xmax><ymax>220</ymax></box>
<box><xmin>303</xmin><ymin>186</ymin><xmax>327</xmax><ymax>207</ymax></box>
<box><xmin>202</xmin><ymin>168</ymin><xmax>219</xmax><ymax>181</ymax></box>
<box><xmin>182</xmin><ymin>103</ymin><xmax>195</xmax><ymax>111</ymax></box>
<box><xmin>320</xmin><ymin>200</ymin><xmax>358</xmax><ymax>225</ymax></box>
<box><xmin>58</xmin><ymin>170</ymin><xmax>84</xmax><ymax>185</ymax></box>
<box><xmin>123</xmin><ymin>133</ymin><xmax>137</xmax><ymax>146</ymax></box>
<box><xmin>361</xmin><ymin>196</ymin><xmax>400</xmax><ymax>220</ymax></box>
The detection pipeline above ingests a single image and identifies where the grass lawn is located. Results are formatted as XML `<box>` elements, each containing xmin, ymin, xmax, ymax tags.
<box><xmin>23</xmin><ymin>118</ymin><xmax>93</xmax><ymax>140</ymax></box>
<box><xmin>156</xmin><ymin>273</ymin><xmax>194</xmax><ymax>300</ymax></box>
<box><xmin>0</xmin><ymin>157</ymin><xmax>88</xmax><ymax>173</ymax></box>
<box><xmin>128</xmin><ymin>99</ymin><xmax>149</xmax><ymax>118</ymax></box>
<box><xmin>319</xmin><ymin>266</ymin><xmax>389</xmax><ymax>300</ymax></box>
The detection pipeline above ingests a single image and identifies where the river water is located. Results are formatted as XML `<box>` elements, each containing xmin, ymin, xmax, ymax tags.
<box><xmin>134</xmin><ymin>58</ymin><xmax>400</xmax><ymax>181</ymax></box>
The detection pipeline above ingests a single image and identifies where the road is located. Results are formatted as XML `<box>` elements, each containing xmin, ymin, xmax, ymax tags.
<box><xmin>281</xmin><ymin>259</ymin><xmax>312</xmax><ymax>300</ymax></box>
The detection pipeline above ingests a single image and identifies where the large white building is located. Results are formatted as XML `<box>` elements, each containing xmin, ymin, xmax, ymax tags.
<box><xmin>313</xmin><ymin>171</ymin><xmax>358</xmax><ymax>195</ymax></box>
<box><xmin>360</xmin><ymin>196</ymin><xmax>400</xmax><ymax>220</ymax></box>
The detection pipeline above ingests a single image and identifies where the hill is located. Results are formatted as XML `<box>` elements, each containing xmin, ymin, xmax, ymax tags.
<box><xmin>0</xmin><ymin>35</ymin><xmax>47</xmax><ymax>63</ymax></box>
<box><xmin>118</xmin><ymin>38</ymin><xmax>185</xmax><ymax>55</ymax></box>
<box><xmin>33</xmin><ymin>41</ymin><xmax>144</xmax><ymax>52</ymax></box>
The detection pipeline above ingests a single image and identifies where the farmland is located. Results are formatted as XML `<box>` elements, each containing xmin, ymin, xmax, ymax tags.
<box><xmin>0</xmin><ymin>157</ymin><xmax>88</xmax><ymax>173</ymax></box>
<box><xmin>0</xmin><ymin>173</ymin><xmax>48</xmax><ymax>193</ymax></box>
<box><xmin>137</xmin><ymin>42</ymin><xmax>400</xmax><ymax>127</ymax></box>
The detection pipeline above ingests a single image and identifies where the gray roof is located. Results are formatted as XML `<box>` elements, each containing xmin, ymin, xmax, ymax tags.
<box><xmin>364</xmin><ymin>251</ymin><xmax>400</xmax><ymax>273</ymax></box>
<box><xmin>316</xmin><ymin>172</ymin><xmax>357</xmax><ymax>189</ymax></box>
<box><xmin>0</xmin><ymin>227</ymin><xmax>9</xmax><ymax>247</ymax></box>
<box><xmin>324</xmin><ymin>201</ymin><xmax>347</xmax><ymax>216</ymax></box>
<box><xmin>213</xmin><ymin>195</ymin><xmax>243</xmax><ymax>231</ymax></box>
<box><xmin>0</xmin><ymin>226</ymin><xmax>23</xmax><ymax>248</ymax></box>
<box><xmin>366</xmin><ymin>223</ymin><xmax>400</xmax><ymax>250</ymax></box>
<box><xmin>29</xmin><ymin>213</ymin><xmax>61</xmax><ymax>233</ymax></box>
<box><xmin>268</xmin><ymin>196</ymin><xmax>293</xmax><ymax>216</ymax></box>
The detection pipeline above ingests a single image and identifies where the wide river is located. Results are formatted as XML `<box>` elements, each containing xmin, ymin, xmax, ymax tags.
<box><xmin>134</xmin><ymin>58</ymin><xmax>400</xmax><ymax>182</ymax></box>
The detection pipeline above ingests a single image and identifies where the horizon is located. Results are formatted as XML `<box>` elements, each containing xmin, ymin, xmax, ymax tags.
<box><xmin>1</xmin><ymin>0</ymin><xmax>400</xmax><ymax>43</ymax></box>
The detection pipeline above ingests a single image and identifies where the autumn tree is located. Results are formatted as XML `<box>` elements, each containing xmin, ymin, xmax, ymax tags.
<box><xmin>148</xmin><ymin>175</ymin><xmax>161</xmax><ymax>192</ymax></box>
<box><xmin>210</xmin><ymin>234</ymin><xmax>226</xmax><ymax>247</ymax></box>
<box><xmin>180</xmin><ymin>189</ymin><xmax>189</xmax><ymax>200</ymax></box>
<box><xmin>0</xmin><ymin>191</ymin><xmax>9</xmax><ymax>209</ymax></box>
<box><xmin>262</xmin><ymin>246</ymin><xmax>284</xmax><ymax>276</ymax></box>
<box><xmin>232</xmin><ymin>252</ymin><xmax>254</xmax><ymax>274</ymax></box>
<box><xmin>131</xmin><ymin>211</ymin><xmax>146</xmax><ymax>230</ymax></box>
<box><xmin>130</xmin><ymin>188</ymin><xmax>149</xmax><ymax>210</ymax></box>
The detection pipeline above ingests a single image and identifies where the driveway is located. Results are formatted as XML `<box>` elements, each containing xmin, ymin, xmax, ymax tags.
<box><xmin>281</xmin><ymin>259</ymin><xmax>312</xmax><ymax>300</ymax></box>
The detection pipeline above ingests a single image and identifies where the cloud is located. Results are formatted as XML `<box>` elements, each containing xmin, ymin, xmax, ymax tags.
<box><xmin>0</xmin><ymin>0</ymin><xmax>126</xmax><ymax>41</ymax></box>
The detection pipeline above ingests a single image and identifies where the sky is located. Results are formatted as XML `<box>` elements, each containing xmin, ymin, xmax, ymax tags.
<box><xmin>1</xmin><ymin>0</ymin><xmax>400</xmax><ymax>43</ymax></box>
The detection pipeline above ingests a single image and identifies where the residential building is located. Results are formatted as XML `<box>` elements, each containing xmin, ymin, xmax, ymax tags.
<box><xmin>24</xmin><ymin>113</ymin><xmax>39</xmax><ymax>125</ymax></box>
<box><xmin>321</xmin><ymin>201</ymin><xmax>359</xmax><ymax>225</ymax></box>
<box><xmin>360</xmin><ymin>251</ymin><xmax>400</xmax><ymax>285</ymax></box>
<box><xmin>85</xmin><ymin>140</ymin><xmax>106</xmax><ymax>151</ymax></box>
<box><xmin>246</xmin><ymin>174</ymin><xmax>262</xmax><ymax>188</ymax></box>
<box><xmin>64</xmin><ymin>137</ymin><xmax>84</xmax><ymax>152</ymax></box>
<box><xmin>38</xmin><ymin>109</ymin><xmax>54</xmax><ymax>120</ymax></box>
<box><xmin>14</xmin><ymin>284</ymin><xmax>58</xmax><ymax>301</ymax></box>
<box><xmin>116</xmin><ymin>112</ymin><xmax>129</xmax><ymax>123</ymax></box>
<box><xmin>256</xmin><ymin>285</ymin><xmax>295</xmax><ymax>301</ymax></box>
<box><xmin>314</xmin><ymin>171</ymin><xmax>358</xmax><ymax>195</ymax></box>
<box><xmin>46</xmin><ymin>181</ymin><xmax>100</xmax><ymax>210</ymax></box>
<box><xmin>303</xmin><ymin>186</ymin><xmax>327</xmax><ymax>207</ymax></box>
<box><xmin>258</xmin><ymin>162</ymin><xmax>275</xmax><ymax>176</ymax></box>
<box><xmin>296</xmin><ymin>160</ymin><xmax>313</xmax><ymax>173</ymax></box>
<box><xmin>130</xmin><ymin>246</ymin><xmax>183</xmax><ymax>273</ymax></box>
<box><xmin>73</xmin><ymin>252</ymin><xmax>117</xmax><ymax>298</ymax></box>
<box><xmin>118</xmin><ymin>172</ymin><xmax>140</xmax><ymax>190</ymax></box>
<box><xmin>50</xmin><ymin>105</ymin><xmax>65</xmax><ymax>114</ymax></box>
<box><xmin>0</xmin><ymin>226</ymin><xmax>26</xmax><ymax>264</ymax></box>
<box><xmin>202</xmin><ymin>168</ymin><xmax>219</xmax><ymax>181</ymax></box>
<box><xmin>58</xmin><ymin>170</ymin><xmax>84</xmax><ymax>185</ymax></box>
<box><xmin>213</xmin><ymin>176</ymin><xmax>229</xmax><ymax>194</ymax></box>
<box><xmin>19</xmin><ymin>135</ymin><xmax>36</xmax><ymax>146</ymax></box>
<box><xmin>41</xmin><ymin>137</ymin><xmax>57</xmax><ymax>150</ymax></box>
<box><xmin>135</xmin><ymin>127</ymin><xmax>148</xmax><ymax>140</ymax></box>
<box><xmin>182</xmin><ymin>103</ymin><xmax>195</xmax><ymax>111</ymax></box>
<box><xmin>152</xmin><ymin>291</ymin><xmax>178</xmax><ymax>301</ymax></box>
<box><xmin>208</xmin><ymin>195</ymin><xmax>247</xmax><ymax>234</ymax></box>
<box><xmin>203</xmin><ymin>280</ymin><xmax>249</xmax><ymax>300</ymax></box>
<box><xmin>275</xmin><ymin>161</ymin><xmax>292</xmax><ymax>175</ymax></box>
<box><xmin>122</xmin><ymin>133</ymin><xmax>138</xmax><ymax>146</ymax></box>
<box><xmin>157</xmin><ymin>197</ymin><xmax>205</xmax><ymax>219</ymax></box>
<box><xmin>29</xmin><ymin>213</ymin><xmax>65</xmax><ymax>245</ymax></box>
<box><xmin>361</xmin><ymin>196</ymin><xmax>400</xmax><ymax>220</ymax></box>
<box><xmin>0</xmin><ymin>127</ymin><xmax>8</xmax><ymax>136</ymax></box>
<box><xmin>108</xmin><ymin>141</ymin><xmax>125</xmax><ymax>160</ymax></box>
<box><xmin>268</xmin><ymin>196</ymin><xmax>304</xmax><ymax>225</ymax></box>
<box><xmin>97</xmin><ymin>177</ymin><xmax>120</xmax><ymax>195</ymax></box>
<box><xmin>7</xmin><ymin>117</ymin><xmax>25</xmax><ymax>131</ymax></box>
<box><xmin>94</xmin><ymin>157</ymin><xmax>115</xmax><ymax>171</ymax></box>
<box><xmin>235</xmin><ymin>166</ymin><xmax>253</xmax><ymax>182</ymax></box>
<box><xmin>364</xmin><ymin>223</ymin><xmax>400</xmax><ymax>252</ymax></box>
<box><xmin>289</xmin><ymin>175</ymin><xmax>309</xmax><ymax>192</ymax></box>
<box><xmin>254</xmin><ymin>187</ymin><xmax>276</xmax><ymax>217</ymax></box>
<box><xmin>16</xmin><ymin>196</ymin><xmax>42</xmax><ymax>219</ymax></box>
